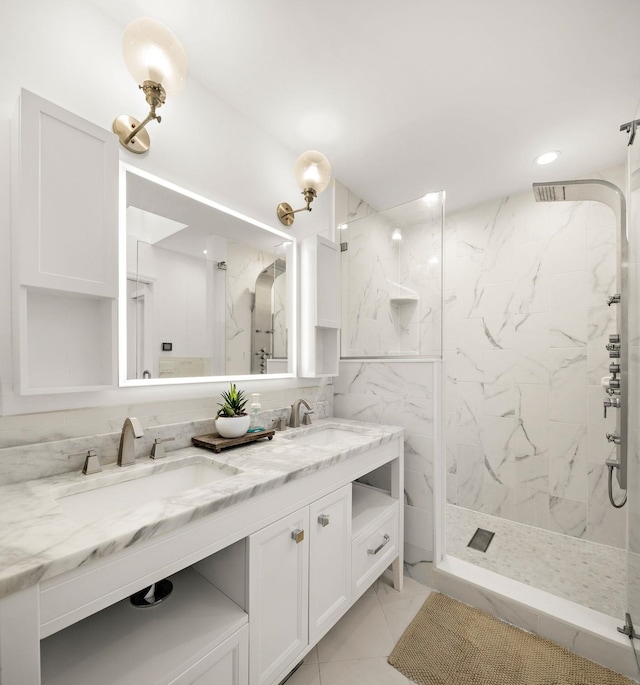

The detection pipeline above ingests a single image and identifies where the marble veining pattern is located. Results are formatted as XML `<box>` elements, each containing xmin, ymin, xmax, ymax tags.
<box><xmin>335</xmin><ymin>360</ymin><xmax>436</xmax><ymax>568</ymax></box>
<box><xmin>445</xmin><ymin>163</ymin><xmax>626</xmax><ymax>553</ymax></box>
<box><xmin>338</xmin><ymin>189</ymin><xmax>443</xmax><ymax>359</ymax></box>
<box><xmin>0</xmin><ymin>418</ymin><xmax>402</xmax><ymax>599</ymax></box>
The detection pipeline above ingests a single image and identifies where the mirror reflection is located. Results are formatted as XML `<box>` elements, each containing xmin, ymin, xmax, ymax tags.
<box><xmin>122</xmin><ymin>167</ymin><xmax>294</xmax><ymax>382</ymax></box>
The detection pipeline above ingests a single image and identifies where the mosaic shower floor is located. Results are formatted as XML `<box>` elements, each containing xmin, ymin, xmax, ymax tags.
<box><xmin>446</xmin><ymin>504</ymin><xmax>627</xmax><ymax>619</ymax></box>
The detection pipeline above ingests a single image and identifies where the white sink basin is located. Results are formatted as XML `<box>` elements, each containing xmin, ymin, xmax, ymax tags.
<box><xmin>53</xmin><ymin>459</ymin><xmax>241</xmax><ymax>523</ymax></box>
<box><xmin>284</xmin><ymin>424</ymin><xmax>372</xmax><ymax>448</ymax></box>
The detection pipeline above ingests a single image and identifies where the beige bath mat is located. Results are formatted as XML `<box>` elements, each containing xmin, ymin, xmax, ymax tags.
<box><xmin>388</xmin><ymin>592</ymin><xmax>634</xmax><ymax>685</ymax></box>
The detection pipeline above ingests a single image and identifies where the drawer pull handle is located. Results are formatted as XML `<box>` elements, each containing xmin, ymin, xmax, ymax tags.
<box><xmin>291</xmin><ymin>529</ymin><xmax>305</xmax><ymax>543</ymax></box>
<box><xmin>368</xmin><ymin>534</ymin><xmax>390</xmax><ymax>555</ymax></box>
<box><xmin>317</xmin><ymin>514</ymin><xmax>330</xmax><ymax>527</ymax></box>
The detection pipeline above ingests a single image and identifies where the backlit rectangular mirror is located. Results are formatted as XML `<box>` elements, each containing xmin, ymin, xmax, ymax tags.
<box><xmin>119</xmin><ymin>164</ymin><xmax>296</xmax><ymax>385</ymax></box>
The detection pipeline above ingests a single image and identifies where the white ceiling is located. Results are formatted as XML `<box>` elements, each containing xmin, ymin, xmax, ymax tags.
<box><xmin>92</xmin><ymin>0</ymin><xmax>640</xmax><ymax>212</ymax></box>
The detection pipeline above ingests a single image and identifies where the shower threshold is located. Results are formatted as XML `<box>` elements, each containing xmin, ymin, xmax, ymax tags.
<box><xmin>433</xmin><ymin>556</ymin><xmax>636</xmax><ymax>681</ymax></box>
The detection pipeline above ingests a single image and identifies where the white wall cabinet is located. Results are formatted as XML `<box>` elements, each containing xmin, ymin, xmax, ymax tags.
<box><xmin>299</xmin><ymin>235</ymin><xmax>340</xmax><ymax>377</ymax></box>
<box><xmin>11</xmin><ymin>89</ymin><xmax>118</xmax><ymax>394</ymax></box>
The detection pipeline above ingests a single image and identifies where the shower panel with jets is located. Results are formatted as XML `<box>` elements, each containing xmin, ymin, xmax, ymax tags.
<box><xmin>533</xmin><ymin>179</ymin><xmax>628</xmax><ymax>508</ymax></box>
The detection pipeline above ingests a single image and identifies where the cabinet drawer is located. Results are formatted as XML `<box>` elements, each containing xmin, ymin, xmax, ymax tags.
<box><xmin>351</xmin><ymin>507</ymin><xmax>399</xmax><ymax>598</ymax></box>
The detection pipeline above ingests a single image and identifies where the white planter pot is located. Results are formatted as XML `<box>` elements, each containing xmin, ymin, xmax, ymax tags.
<box><xmin>215</xmin><ymin>415</ymin><xmax>251</xmax><ymax>438</ymax></box>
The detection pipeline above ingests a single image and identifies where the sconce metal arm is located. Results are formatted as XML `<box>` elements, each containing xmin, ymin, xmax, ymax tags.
<box><xmin>122</xmin><ymin>80</ymin><xmax>166</xmax><ymax>145</ymax></box>
<box><xmin>277</xmin><ymin>188</ymin><xmax>317</xmax><ymax>226</ymax></box>
<box><xmin>123</xmin><ymin>108</ymin><xmax>159</xmax><ymax>145</ymax></box>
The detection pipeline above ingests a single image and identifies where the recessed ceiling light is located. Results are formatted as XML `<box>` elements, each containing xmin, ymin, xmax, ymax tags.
<box><xmin>423</xmin><ymin>192</ymin><xmax>440</xmax><ymax>204</ymax></box>
<box><xmin>202</xmin><ymin>249</ymin><xmax>208</xmax><ymax>254</ymax></box>
<box><xmin>337</xmin><ymin>223</ymin><xmax>348</xmax><ymax>230</ymax></box>
<box><xmin>535</xmin><ymin>150</ymin><xmax>560</xmax><ymax>165</ymax></box>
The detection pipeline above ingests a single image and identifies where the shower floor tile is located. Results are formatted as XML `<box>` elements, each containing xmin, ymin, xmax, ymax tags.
<box><xmin>446</xmin><ymin>504</ymin><xmax>626</xmax><ymax>619</ymax></box>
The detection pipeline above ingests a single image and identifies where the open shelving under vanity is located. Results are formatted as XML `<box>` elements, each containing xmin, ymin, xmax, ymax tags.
<box><xmin>41</xmin><ymin>566</ymin><xmax>248</xmax><ymax>685</ymax></box>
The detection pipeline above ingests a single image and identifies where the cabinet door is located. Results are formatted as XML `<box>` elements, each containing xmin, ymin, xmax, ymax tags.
<box><xmin>300</xmin><ymin>235</ymin><xmax>340</xmax><ymax>377</ymax></box>
<box><xmin>308</xmin><ymin>485</ymin><xmax>352</xmax><ymax>643</ymax></box>
<box><xmin>314</xmin><ymin>236</ymin><xmax>340</xmax><ymax>328</ymax></box>
<box><xmin>12</xmin><ymin>88</ymin><xmax>118</xmax><ymax>297</ymax></box>
<box><xmin>248</xmin><ymin>508</ymin><xmax>309</xmax><ymax>685</ymax></box>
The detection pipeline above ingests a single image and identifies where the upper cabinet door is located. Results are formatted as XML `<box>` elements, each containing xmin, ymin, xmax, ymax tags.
<box><xmin>12</xmin><ymin>89</ymin><xmax>118</xmax><ymax>297</ymax></box>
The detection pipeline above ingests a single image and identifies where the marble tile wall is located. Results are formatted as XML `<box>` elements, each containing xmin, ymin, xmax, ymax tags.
<box><xmin>444</xmin><ymin>164</ymin><xmax>628</xmax><ymax>549</ymax></box>
<box><xmin>334</xmin><ymin>360</ymin><xmax>437</xmax><ymax>584</ymax></box>
<box><xmin>335</xmin><ymin>184</ymin><xmax>443</xmax><ymax>359</ymax></box>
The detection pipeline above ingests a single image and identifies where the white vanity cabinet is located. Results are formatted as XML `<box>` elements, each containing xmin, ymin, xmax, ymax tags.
<box><xmin>248</xmin><ymin>485</ymin><xmax>352</xmax><ymax>685</ymax></box>
<box><xmin>0</xmin><ymin>432</ymin><xmax>403</xmax><ymax>685</ymax></box>
<box><xmin>11</xmin><ymin>89</ymin><xmax>118</xmax><ymax>394</ymax></box>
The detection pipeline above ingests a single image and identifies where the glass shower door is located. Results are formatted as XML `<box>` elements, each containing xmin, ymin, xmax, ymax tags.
<box><xmin>627</xmin><ymin>107</ymin><xmax>640</xmax><ymax>630</ymax></box>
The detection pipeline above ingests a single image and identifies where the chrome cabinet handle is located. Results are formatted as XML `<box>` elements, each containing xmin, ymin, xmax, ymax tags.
<box><xmin>317</xmin><ymin>514</ymin><xmax>330</xmax><ymax>527</ymax></box>
<box><xmin>291</xmin><ymin>529</ymin><xmax>305</xmax><ymax>543</ymax></box>
<box><xmin>367</xmin><ymin>533</ymin><xmax>390</xmax><ymax>555</ymax></box>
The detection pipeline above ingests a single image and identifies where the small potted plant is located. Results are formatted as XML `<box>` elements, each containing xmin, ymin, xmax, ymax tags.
<box><xmin>215</xmin><ymin>383</ymin><xmax>250</xmax><ymax>438</ymax></box>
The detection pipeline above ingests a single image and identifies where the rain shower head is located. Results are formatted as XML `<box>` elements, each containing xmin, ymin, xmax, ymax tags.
<box><xmin>532</xmin><ymin>183</ymin><xmax>567</xmax><ymax>202</ymax></box>
<box><xmin>532</xmin><ymin>178</ymin><xmax>625</xmax><ymax>226</ymax></box>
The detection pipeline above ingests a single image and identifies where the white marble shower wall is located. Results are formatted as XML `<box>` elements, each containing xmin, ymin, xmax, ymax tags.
<box><xmin>444</xmin><ymin>164</ymin><xmax>627</xmax><ymax>548</ymax></box>
<box><xmin>334</xmin><ymin>360</ymin><xmax>437</xmax><ymax>584</ymax></box>
<box><xmin>337</xmin><ymin>193</ymin><xmax>443</xmax><ymax>358</ymax></box>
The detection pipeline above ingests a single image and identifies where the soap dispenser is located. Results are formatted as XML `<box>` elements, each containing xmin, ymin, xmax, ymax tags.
<box><xmin>247</xmin><ymin>393</ymin><xmax>265</xmax><ymax>433</ymax></box>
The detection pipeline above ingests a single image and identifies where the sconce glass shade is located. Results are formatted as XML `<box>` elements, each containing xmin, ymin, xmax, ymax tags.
<box><xmin>122</xmin><ymin>17</ymin><xmax>188</xmax><ymax>95</ymax></box>
<box><xmin>293</xmin><ymin>150</ymin><xmax>332</xmax><ymax>195</ymax></box>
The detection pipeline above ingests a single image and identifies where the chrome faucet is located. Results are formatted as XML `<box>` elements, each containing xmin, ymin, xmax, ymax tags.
<box><xmin>289</xmin><ymin>398</ymin><xmax>313</xmax><ymax>428</ymax></box>
<box><xmin>118</xmin><ymin>417</ymin><xmax>144</xmax><ymax>466</ymax></box>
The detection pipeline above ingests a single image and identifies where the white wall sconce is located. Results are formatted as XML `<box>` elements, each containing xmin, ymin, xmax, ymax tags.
<box><xmin>277</xmin><ymin>150</ymin><xmax>332</xmax><ymax>227</ymax></box>
<box><xmin>391</xmin><ymin>227</ymin><xmax>403</xmax><ymax>241</ymax></box>
<box><xmin>113</xmin><ymin>17</ymin><xmax>188</xmax><ymax>154</ymax></box>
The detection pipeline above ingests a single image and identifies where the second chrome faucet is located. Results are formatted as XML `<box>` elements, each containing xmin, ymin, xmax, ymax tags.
<box><xmin>289</xmin><ymin>398</ymin><xmax>313</xmax><ymax>428</ymax></box>
<box><xmin>118</xmin><ymin>417</ymin><xmax>144</xmax><ymax>466</ymax></box>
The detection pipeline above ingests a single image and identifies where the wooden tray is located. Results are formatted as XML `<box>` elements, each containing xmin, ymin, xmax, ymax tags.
<box><xmin>192</xmin><ymin>429</ymin><xmax>275</xmax><ymax>453</ymax></box>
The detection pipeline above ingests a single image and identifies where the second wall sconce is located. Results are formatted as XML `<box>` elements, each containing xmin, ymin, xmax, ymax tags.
<box><xmin>113</xmin><ymin>17</ymin><xmax>188</xmax><ymax>154</ymax></box>
<box><xmin>277</xmin><ymin>150</ymin><xmax>332</xmax><ymax>226</ymax></box>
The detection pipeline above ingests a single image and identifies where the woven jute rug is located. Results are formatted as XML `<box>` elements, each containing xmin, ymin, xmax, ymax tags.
<box><xmin>387</xmin><ymin>592</ymin><xmax>634</xmax><ymax>685</ymax></box>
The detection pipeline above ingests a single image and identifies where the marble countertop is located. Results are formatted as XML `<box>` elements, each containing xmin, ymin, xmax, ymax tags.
<box><xmin>0</xmin><ymin>418</ymin><xmax>403</xmax><ymax>599</ymax></box>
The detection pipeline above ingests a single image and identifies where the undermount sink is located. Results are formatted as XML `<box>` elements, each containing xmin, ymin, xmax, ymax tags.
<box><xmin>283</xmin><ymin>424</ymin><xmax>373</xmax><ymax>448</ymax></box>
<box><xmin>52</xmin><ymin>458</ymin><xmax>241</xmax><ymax>524</ymax></box>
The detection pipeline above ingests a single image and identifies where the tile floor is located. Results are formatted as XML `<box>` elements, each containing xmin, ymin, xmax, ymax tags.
<box><xmin>446</xmin><ymin>504</ymin><xmax>627</xmax><ymax>618</ymax></box>
<box><xmin>283</xmin><ymin>572</ymin><xmax>431</xmax><ymax>685</ymax></box>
